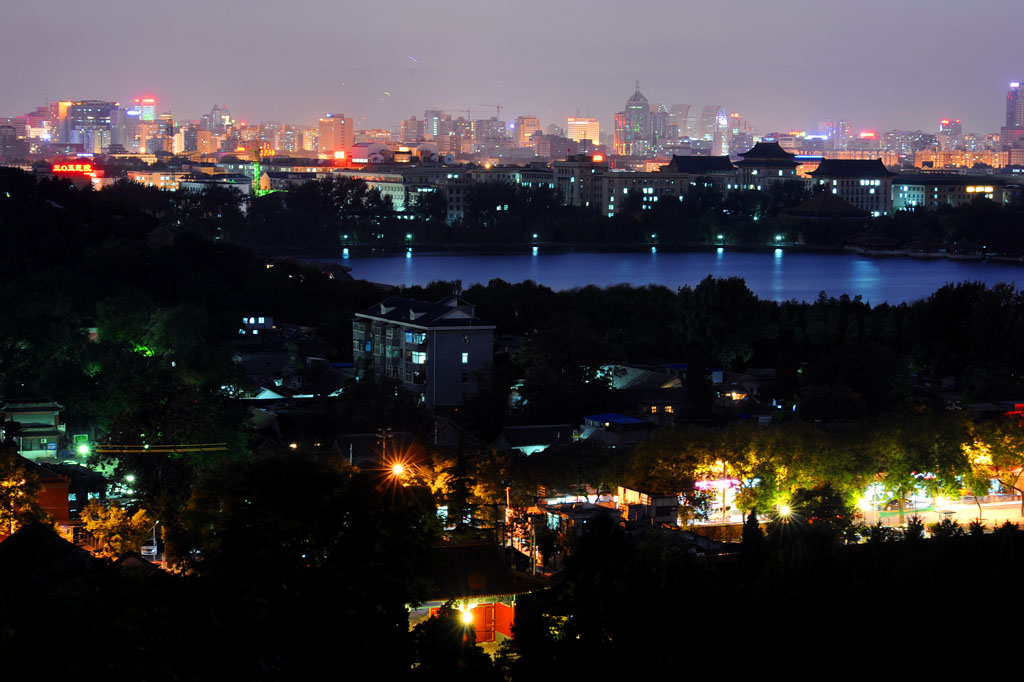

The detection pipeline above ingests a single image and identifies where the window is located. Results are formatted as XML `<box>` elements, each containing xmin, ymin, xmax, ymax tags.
<box><xmin>463</xmin><ymin>333</ymin><xmax>470</xmax><ymax>344</ymax></box>
<box><xmin>665</xmin><ymin>405</ymin><xmax>674</xmax><ymax>413</ymax></box>
<box><xmin>412</xmin><ymin>351</ymin><xmax>427</xmax><ymax>365</ymax></box>
<box><xmin>461</xmin><ymin>372</ymin><xmax>469</xmax><ymax>384</ymax></box>
<box><xmin>461</xmin><ymin>352</ymin><xmax>469</xmax><ymax>364</ymax></box>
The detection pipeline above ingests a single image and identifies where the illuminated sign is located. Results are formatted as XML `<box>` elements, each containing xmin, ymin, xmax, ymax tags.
<box><xmin>859</xmin><ymin>131</ymin><xmax>877</xmax><ymax>139</ymax></box>
<box><xmin>940</xmin><ymin>119</ymin><xmax>950</xmax><ymax>125</ymax></box>
<box><xmin>1012</xmin><ymin>82</ymin><xmax>1021</xmax><ymax>88</ymax></box>
<box><xmin>592</xmin><ymin>154</ymin><xmax>604</xmax><ymax>162</ymax></box>
<box><xmin>333</xmin><ymin>151</ymin><xmax>346</xmax><ymax>160</ymax></box>
<box><xmin>52</xmin><ymin>163</ymin><xmax>94</xmax><ymax>174</ymax></box>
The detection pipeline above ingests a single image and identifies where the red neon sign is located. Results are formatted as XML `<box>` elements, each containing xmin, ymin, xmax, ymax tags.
<box><xmin>52</xmin><ymin>163</ymin><xmax>93</xmax><ymax>174</ymax></box>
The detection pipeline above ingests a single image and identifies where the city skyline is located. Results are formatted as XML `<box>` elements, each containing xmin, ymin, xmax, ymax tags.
<box><xmin>2</xmin><ymin>0</ymin><xmax>1023</xmax><ymax>133</ymax></box>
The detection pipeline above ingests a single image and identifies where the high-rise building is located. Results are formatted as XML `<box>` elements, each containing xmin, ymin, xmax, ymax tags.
<box><xmin>318</xmin><ymin>113</ymin><xmax>354</xmax><ymax>157</ymax></box>
<box><xmin>207</xmin><ymin>105</ymin><xmax>232</xmax><ymax>134</ymax></box>
<box><xmin>133</xmin><ymin>97</ymin><xmax>156</xmax><ymax>122</ymax></box>
<box><xmin>423</xmin><ymin>110</ymin><xmax>444</xmax><ymax>140</ymax></box>
<box><xmin>515</xmin><ymin>116</ymin><xmax>541</xmax><ymax>147</ymax></box>
<box><xmin>566</xmin><ymin>117</ymin><xmax>599</xmax><ymax>145</ymax></box>
<box><xmin>614</xmin><ymin>83</ymin><xmax>652</xmax><ymax>156</ymax></box>
<box><xmin>1007</xmin><ymin>82</ymin><xmax>1023</xmax><ymax>128</ymax></box>
<box><xmin>669</xmin><ymin>105</ymin><xmax>693</xmax><ymax>139</ymax></box>
<box><xmin>401</xmin><ymin>116</ymin><xmax>424</xmax><ymax>143</ymax></box>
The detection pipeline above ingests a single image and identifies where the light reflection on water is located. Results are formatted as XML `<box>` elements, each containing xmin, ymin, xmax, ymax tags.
<box><xmin>340</xmin><ymin>250</ymin><xmax>1023</xmax><ymax>304</ymax></box>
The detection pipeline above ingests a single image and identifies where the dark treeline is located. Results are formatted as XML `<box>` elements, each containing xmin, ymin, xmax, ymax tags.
<box><xmin>20</xmin><ymin>163</ymin><xmax>1024</xmax><ymax>252</ymax></box>
<box><xmin>403</xmin><ymin>275</ymin><xmax>1024</xmax><ymax>430</ymax></box>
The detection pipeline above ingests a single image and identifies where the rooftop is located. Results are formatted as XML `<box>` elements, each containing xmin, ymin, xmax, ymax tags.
<box><xmin>809</xmin><ymin>158</ymin><xmax>895</xmax><ymax>178</ymax></box>
<box><xmin>662</xmin><ymin>155</ymin><xmax>736</xmax><ymax>174</ymax></box>
<box><xmin>356</xmin><ymin>295</ymin><xmax>495</xmax><ymax>329</ymax></box>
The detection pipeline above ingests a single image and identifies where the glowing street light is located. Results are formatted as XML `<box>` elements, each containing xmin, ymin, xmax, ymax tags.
<box><xmin>76</xmin><ymin>443</ymin><xmax>90</xmax><ymax>456</ymax></box>
<box><xmin>779</xmin><ymin>504</ymin><xmax>791</xmax><ymax>517</ymax></box>
<box><xmin>391</xmin><ymin>462</ymin><xmax>405</xmax><ymax>477</ymax></box>
<box><xmin>461</xmin><ymin>609</ymin><xmax>474</xmax><ymax>625</ymax></box>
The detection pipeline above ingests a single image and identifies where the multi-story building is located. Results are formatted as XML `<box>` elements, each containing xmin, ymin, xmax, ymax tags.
<box><xmin>553</xmin><ymin>155</ymin><xmax>610</xmax><ymax>208</ymax></box>
<box><xmin>515</xmin><ymin>116</ymin><xmax>541</xmax><ymax>147</ymax></box>
<box><xmin>734</xmin><ymin>141</ymin><xmax>799</xmax><ymax>190</ymax></box>
<box><xmin>614</xmin><ymin>83</ymin><xmax>652</xmax><ymax>156</ymax></box>
<box><xmin>352</xmin><ymin>296</ymin><xmax>495</xmax><ymax>409</ymax></box>
<box><xmin>566</xmin><ymin>117</ymin><xmax>599</xmax><ymax>145</ymax></box>
<box><xmin>318</xmin><ymin>113</ymin><xmax>353</xmax><ymax>157</ymax></box>
<box><xmin>892</xmin><ymin>174</ymin><xmax>1006</xmax><ymax>210</ymax></box>
<box><xmin>809</xmin><ymin>159</ymin><xmax>894</xmax><ymax>216</ymax></box>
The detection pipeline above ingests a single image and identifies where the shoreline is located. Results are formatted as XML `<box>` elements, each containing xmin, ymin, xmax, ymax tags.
<box><xmin>274</xmin><ymin>242</ymin><xmax>1024</xmax><ymax>265</ymax></box>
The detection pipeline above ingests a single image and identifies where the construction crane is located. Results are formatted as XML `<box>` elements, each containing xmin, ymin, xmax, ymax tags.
<box><xmin>479</xmin><ymin>103</ymin><xmax>502</xmax><ymax>120</ymax></box>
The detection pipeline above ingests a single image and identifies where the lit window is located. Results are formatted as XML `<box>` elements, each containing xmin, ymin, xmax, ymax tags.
<box><xmin>461</xmin><ymin>352</ymin><xmax>469</xmax><ymax>364</ymax></box>
<box><xmin>412</xmin><ymin>351</ymin><xmax>427</xmax><ymax>364</ymax></box>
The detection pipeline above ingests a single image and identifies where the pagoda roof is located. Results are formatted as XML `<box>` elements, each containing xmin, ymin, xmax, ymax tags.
<box><xmin>419</xmin><ymin>541</ymin><xmax>547</xmax><ymax>603</ymax></box>
<box><xmin>809</xmin><ymin>158</ymin><xmax>895</xmax><ymax>178</ymax></box>
<box><xmin>735</xmin><ymin>141</ymin><xmax>798</xmax><ymax>167</ymax></box>
<box><xmin>662</xmin><ymin>155</ymin><xmax>736</xmax><ymax>174</ymax></box>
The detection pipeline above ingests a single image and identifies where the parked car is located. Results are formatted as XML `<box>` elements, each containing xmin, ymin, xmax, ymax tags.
<box><xmin>883</xmin><ymin>498</ymin><xmax>915</xmax><ymax>511</ymax></box>
<box><xmin>141</xmin><ymin>542</ymin><xmax>158</xmax><ymax>558</ymax></box>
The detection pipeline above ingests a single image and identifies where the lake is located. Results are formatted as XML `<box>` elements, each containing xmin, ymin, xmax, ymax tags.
<box><xmin>333</xmin><ymin>248</ymin><xmax>1024</xmax><ymax>304</ymax></box>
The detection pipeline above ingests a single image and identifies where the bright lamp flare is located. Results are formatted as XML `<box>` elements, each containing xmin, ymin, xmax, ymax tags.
<box><xmin>461</xmin><ymin>609</ymin><xmax>474</xmax><ymax>624</ymax></box>
<box><xmin>779</xmin><ymin>505</ymin><xmax>791</xmax><ymax>516</ymax></box>
<box><xmin>391</xmin><ymin>463</ymin><xmax>405</xmax><ymax>476</ymax></box>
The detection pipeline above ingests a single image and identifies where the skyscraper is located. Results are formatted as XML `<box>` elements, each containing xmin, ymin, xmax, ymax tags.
<box><xmin>133</xmin><ymin>97</ymin><xmax>156</xmax><ymax>122</ymax></box>
<box><xmin>566</xmin><ymin>117</ymin><xmax>599</xmax><ymax>145</ymax></box>
<box><xmin>318</xmin><ymin>113</ymin><xmax>353</xmax><ymax>156</ymax></box>
<box><xmin>614</xmin><ymin>82</ymin><xmax>651</xmax><ymax>156</ymax></box>
<box><xmin>515</xmin><ymin>116</ymin><xmax>541</xmax><ymax>147</ymax></box>
<box><xmin>1007</xmin><ymin>82</ymin><xmax>1024</xmax><ymax>128</ymax></box>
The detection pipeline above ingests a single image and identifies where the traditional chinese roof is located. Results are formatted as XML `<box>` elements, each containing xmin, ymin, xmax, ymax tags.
<box><xmin>420</xmin><ymin>541</ymin><xmax>547</xmax><ymax>603</ymax></box>
<box><xmin>808</xmin><ymin>158</ymin><xmax>895</xmax><ymax>178</ymax></box>
<box><xmin>661</xmin><ymin>155</ymin><xmax>736</xmax><ymax>174</ymax></box>
<box><xmin>0</xmin><ymin>398</ymin><xmax>64</xmax><ymax>414</ymax></box>
<box><xmin>735</xmin><ymin>141</ymin><xmax>798</xmax><ymax>167</ymax></box>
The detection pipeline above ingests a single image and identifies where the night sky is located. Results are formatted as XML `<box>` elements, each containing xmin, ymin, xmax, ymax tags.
<box><xmin>2</xmin><ymin>0</ymin><xmax>1022</xmax><ymax>134</ymax></box>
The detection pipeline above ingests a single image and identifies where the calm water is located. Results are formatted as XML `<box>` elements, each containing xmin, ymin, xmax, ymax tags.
<box><xmin>336</xmin><ymin>249</ymin><xmax>1024</xmax><ymax>304</ymax></box>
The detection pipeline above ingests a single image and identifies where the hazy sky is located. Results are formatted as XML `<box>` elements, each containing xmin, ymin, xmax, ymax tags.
<box><xmin>2</xmin><ymin>0</ymin><xmax>1022</xmax><ymax>135</ymax></box>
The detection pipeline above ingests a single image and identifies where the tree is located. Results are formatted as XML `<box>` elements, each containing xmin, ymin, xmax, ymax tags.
<box><xmin>0</xmin><ymin>445</ymin><xmax>45</xmax><ymax>535</ymax></box>
<box><xmin>80</xmin><ymin>500</ymin><xmax>154</xmax><ymax>557</ymax></box>
<box><xmin>410</xmin><ymin>603</ymin><xmax>501</xmax><ymax>680</ymax></box>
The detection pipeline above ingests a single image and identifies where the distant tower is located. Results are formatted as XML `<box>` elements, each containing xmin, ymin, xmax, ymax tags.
<box><xmin>1007</xmin><ymin>82</ymin><xmax>1024</xmax><ymax>128</ymax></box>
<box><xmin>614</xmin><ymin>82</ymin><xmax>651</xmax><ymax>156</ymax></box>
<box><xmin>318</xmin><ymin>113</ymin><xmax>354</xmax><ymax>157</ymax></box>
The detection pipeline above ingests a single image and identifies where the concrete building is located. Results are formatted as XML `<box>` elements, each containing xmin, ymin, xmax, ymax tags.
<box><xmin>318</xmin><ymin>113</ymin><xmax>354</xmax><ymax>157</ymax></box>
<box><xmin>566</xmin><ymin>117</ymin><xmax>599</xmax><ymax>145</ymax></box>
<box><xmin>352</xmin><ymin>296</ymin><xmax>495</xmax><ymax>409</ymax></box>
<box><xmin>809</xmin><ymin>159</ymin><xmax>895</xmax><ymax>216</ymax></box>
<box><xmin>734</xmin><ymin>141</ymin><xmax>800</xmax><ymax>190</ymax></box>
<box><xmin>892</xmin><ymin>174</ymin><xmax>1006</xmax><ymax>210</ymax></box>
